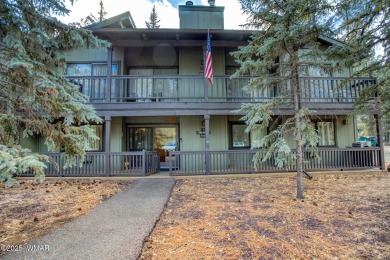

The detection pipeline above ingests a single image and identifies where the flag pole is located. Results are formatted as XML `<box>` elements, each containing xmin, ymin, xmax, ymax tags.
<box><xmin>204</xmin><ymin>29</ymin><xmax>209</xmax><ymax>101</ymax></box>
<box><xmin>205</xmin><ymin>29</ymin><xmax>213</xmax><ymax>86</ymax></box>
<box><xmin>204</xmin><ymin>29</ymin><xmax>211</xmax><ymax>174</ymax></box>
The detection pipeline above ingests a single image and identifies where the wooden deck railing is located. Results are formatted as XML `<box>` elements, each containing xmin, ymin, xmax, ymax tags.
<box><xmin>21</xmin><ymin>151</ymin><xmax>160</xmax><ymax>177</ymax></box>
<box><xmin>169</xmin><ymin>148</ymin><xmax>381</xmax><ymax>175</ymax></box>
<box><xmin>20</xmin><ymin>148</ymin><xmax>381</xmax><ymax>177</ymax></box>
<box><xmin>66</xmin><ymin>75</ymin><xmax>376</xmax><ymax>103</ymax></box>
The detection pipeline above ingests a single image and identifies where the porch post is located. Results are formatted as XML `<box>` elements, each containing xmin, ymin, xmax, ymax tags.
<box><xmin>204</xmin><ymin>114</ymin><xmax>211</xmax><ymax>175</ymax></box>
<box><xmin>142</xmin><ymin>150</ymin><xmax>146</xmax><ymax>176</ymax></box>
<box><xmin>375</xmin><ymin>113</ymin><xmax>385</xmax><ymax>170</ymax></box>
<box><xmin>104</xmin><ymin>116</ymin><xmax>111</xmax><ymax>176</ymax></box>
<box><xmin>106</xmin><ymin>47</ymin><xmax>113</xmax><ymax>103</ymax></box>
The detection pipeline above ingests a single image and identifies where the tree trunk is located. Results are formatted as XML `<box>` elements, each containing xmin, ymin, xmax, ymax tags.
<box><xmin>291</xmin><ymin>57</ymin><xmax>304</xmax><ymax>199</ymax></box>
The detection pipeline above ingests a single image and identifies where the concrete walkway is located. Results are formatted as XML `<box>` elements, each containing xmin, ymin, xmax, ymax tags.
<box><xmin>3</xmin><ymin>178</ymin><xmax>175</xmax><ymax>260</ymax></box>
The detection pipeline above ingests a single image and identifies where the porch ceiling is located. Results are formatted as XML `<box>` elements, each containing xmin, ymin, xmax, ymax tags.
<box><xmin>90</xmin><ymin>29</ymin><xmax>344</xmax><ymax>48</ymax></box>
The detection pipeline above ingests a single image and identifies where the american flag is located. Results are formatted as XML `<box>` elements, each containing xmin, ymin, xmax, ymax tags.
<box><xmin>204</xmin><ymin>33</ymin><xmax>213</xmax><ymax>85</ymax></box>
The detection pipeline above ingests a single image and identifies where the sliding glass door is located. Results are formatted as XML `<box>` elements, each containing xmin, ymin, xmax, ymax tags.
<box><xmin>128</xmin><ymin>127</ymin><xmax>153</xmax><ymax>151</ymax></box>
<box><xmin>128</xmin><ymin>125</ymin><xmax>178</xmax><ymax>168</ymax></box>
<box><xmin>128</xmin><ymin>68</ymin><xmax>178</xmax><ymax>101</ymax></box>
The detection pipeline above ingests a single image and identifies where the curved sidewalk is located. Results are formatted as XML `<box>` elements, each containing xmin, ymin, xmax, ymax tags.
<box><xmin>3</xmin><ymin>178</ymin><xmax>175</xmax><ymax>260</ymax></box>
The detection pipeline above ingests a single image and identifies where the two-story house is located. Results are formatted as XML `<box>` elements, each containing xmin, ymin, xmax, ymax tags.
<box><xmin>21</xmin><ymin>1</ymin><xmax>384</xmax><ymax>176</ymax></box>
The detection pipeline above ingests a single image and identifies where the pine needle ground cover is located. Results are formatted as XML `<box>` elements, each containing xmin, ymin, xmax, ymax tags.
<box><xmin>0</xmin><ymin>179</ymin><xmax>129</xmax><ymax>254</ymax></box>
<box><xmin>141</xmin><ymin>173</ymin><xmax>390</xmax><ymax>259</ymax></box>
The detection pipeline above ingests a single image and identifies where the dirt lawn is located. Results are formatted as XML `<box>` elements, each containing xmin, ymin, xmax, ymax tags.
<box><xmin>0</xmin><ymin>179</ymin><xmax>129</xmax><ymax>254</ymax></box>
<box><xmin>141</xmin><ymin>173</ymin><xmax>390</xmax><ymax>259</ymax></box>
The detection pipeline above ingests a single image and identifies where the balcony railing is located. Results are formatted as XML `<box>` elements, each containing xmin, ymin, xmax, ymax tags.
<box><xmin>67</xmin><ymin>75</ymin><xmax>376</xmax><ymax>103</ymax></box>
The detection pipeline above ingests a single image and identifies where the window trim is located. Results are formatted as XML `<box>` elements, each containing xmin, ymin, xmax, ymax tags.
<box><xmin>86</xmin><ymin>124</ymin><xmax>104</xmax><ymax>152</ymax></box>
<box><xmin>229</xmin><ymin>122</ymin><xmax>251</xmax><ymax>149</ymax></box>
<box><xmin>314</xmin><ymin>119</ymin><xmax>337</xmax><ymax>147</ymax></box>
<box><xmin>299</xmin><ymin>63</ymin><xmax>333</xmax><ymax>78</ymax></box>
<box><xmin>66</xmin><ymin>62</ymin><xmax>120</xmax><ymax>76</ymax></box>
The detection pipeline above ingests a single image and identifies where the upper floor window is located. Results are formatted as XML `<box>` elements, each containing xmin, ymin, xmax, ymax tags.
<box><xmin>299</xmin><ymin>64</ymin><xmax>333</xmax><ymax>102</ymax></box>
<box><xmin>299</xmin><ymin>64</ymin><xmax>332</xmax><ymax>77</ymax></box>
<box><xmin>66</xmin><ymin>63</ymin><xmax>118</xmax><ymax>102</ymax></box>
<box><xmin>66</xmin><ymin>63</ymin><xmax>118</xmax><ymax>76</ymax></box>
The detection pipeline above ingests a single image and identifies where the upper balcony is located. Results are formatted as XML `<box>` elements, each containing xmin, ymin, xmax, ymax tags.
<box><xmin>67</xmin><ymin>75</ymin><xmax>377</xmax><ymax>116</ymax></box>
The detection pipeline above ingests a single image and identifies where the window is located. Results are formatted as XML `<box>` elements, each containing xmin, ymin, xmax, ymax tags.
<box><xmin>230</xmin><ymin>123</ymin><xmax>265</xmax><ymax>149</ymax></box>
<box><xmin>299</xmin><ymin>64</ymin><xmax>333</xmax><ymax>102</ymax></box>
<box><xmin>316</xmin><ymin>121</ymin><xmax>335</xmax><ymax>146</ymax></box>
<box><xmin>66</xmin><ymin>63</ymin><xmax>118</xmax><ymax>102</ymax></box>
<box><xmin>128</xmin><ymin>68</ymin><xmax>178</xmax><ymax>101</ymax></box>
<box><xmin>66</xmin><ymin>64</ymin><xmax>92</xmax><ymax>76</ymax></box>
<box><xmin>230</xmin><ymin>123</ymin><xmax>250</xmax><ymax>148</ymax></box>
<box><xmin>66</xmin><ymin>63</ymin><xmax>118</xmax><ymax>76</ymax></box>
<box><xmin>87</xmin><ymin>125</ymin><xmax>103</xmax><ymax>151</ymax></box>
<box><xmin>299</xmin><ymin>64</ymin><xmax>332</xmax><ymax>77</ymax></box>
<box><xmin>250</xmin><ymin>124</ymin><xmax>264</xmax><ymax>149</ymax></box>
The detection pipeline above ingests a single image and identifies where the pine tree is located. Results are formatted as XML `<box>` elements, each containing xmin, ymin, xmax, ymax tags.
<box><xmin>145</xmin><ymin>5</ymin><xmax>161</xmax><ymax>29</ymax></box>
<box><xmin>79</xmin><ymin>0</ymin><xmax>108</xmax><ymax>27</ymax></box>
<box><xmin>98</xmin><ymin>0</ymin><xmax>107</xmax><ymax>22</ymax></box>
<box><xmin>357</xmin><ymin>115</ymin><xmax>376</xmax><ymax>136</ymax></box>
<box><xmin>232</xmin><ymin>0</ymin><xmax>336</xmax><ymax>198</ymax></box>
<box><xmin>0</xmin><ymin>0</ymin><xmax>109</xmax><ymax>186</ymax></box>
<box><xmin>332</xmin><ymin>0</ymin><xmax>389</xmax><ymax>124</ymax></box>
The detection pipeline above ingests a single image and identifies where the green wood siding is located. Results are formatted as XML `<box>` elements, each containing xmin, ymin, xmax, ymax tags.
<box><xmin>179</xmin><ymin>47</ymin><xmax>203</xmax><ymax>74</ymax></box>
<box><xmin>210</xmin><ymin>116</ymin><xmax>228</xmax><ymax>150</ymax></box>
<box><xmin>180</xmin><ymin>116</ymin><xmax>204</xmax><ymax>151</ymax></box>
<box><xmin>180</xmin><ymin>115</ymin><xmax>236</xmax><ymax>151</ymax></box>
<box><xmin>20</xmin><ymin>134</ymin><xmax>52</xmax><ymax>153</ymax></box>
<box><xmin>179</xmin><ymin>10</ymin><xmax>224</xmax><ymax>29</ymax></box>
<box><xmin>19</xmin><ymin>134</ymin><xmax>38</xmax><ymax>152</ymax></box>
<box><xmin>336</xmin><ymin>116</ymin><xmax>356</xmax><ymax>148</ymax></box>
<box><xmin>110</xmin><ymin>117</ymin><xmax>123</xmax><ymax>152</ymax></box>
<box><xmin>225</xmin><ymin>47</ymin><xmax>240</xmax><ymax>67</ymax></box>
<box><xmin>126</xmin><ymin>46</ymin><xmax>179</xmax><ymax>68</ymax></box>
<box><xmin>64</xmin><ymin>47</ymin><xmax>123</xmax><ymax>63</ymax></box>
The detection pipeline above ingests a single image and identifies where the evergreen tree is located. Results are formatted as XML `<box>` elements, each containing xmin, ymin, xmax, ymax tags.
<box><xmin>0</xmin><ymin>0</ymin><xmax>109</xmax><ymax>186</ymax></box>
<box><xmin>145</xmin><ymin>5</ymin><xmax>161</xmax><ymax>29</ymax></box>
<box><xmin>332</xmin><ymin>0</ymin><xmax>389</xmax><ymax>116</ymax></box>
<box><xmin>79</xmin><ymin>0</ymin><xmax>108</xmax><ymax>27</ymax></box>
<box><xmin>357</xmin><ymin>115</ymin><xmax>376</xmax><ymax>136</ymax></box>
<box><xmin>232</xmin><ymin>0</ymin><xmax>336</xmax><ymax>198</ymax></box>
<box><xmin>97</xmin><ymin>0</ymin><xmax>107</xmax><ymax>22</ymax></box>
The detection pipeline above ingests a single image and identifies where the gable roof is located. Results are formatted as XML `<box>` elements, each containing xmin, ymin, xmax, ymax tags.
<box><xmin>86</xmin><ymin>11</ymin><xmax>136</xmax><ymax>29</ymax></box>
<box><xmin>318</xmin><ymin>35</ymin><xmax>345</xmax><ymax>47</ymax></box>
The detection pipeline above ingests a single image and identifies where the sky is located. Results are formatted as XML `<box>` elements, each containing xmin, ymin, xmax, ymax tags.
<box><xmin>60</xmin><ymin>0</ymin><xmax>249</xmax><ymax>29</ymax></box>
